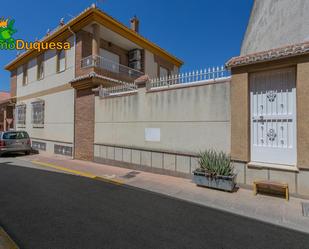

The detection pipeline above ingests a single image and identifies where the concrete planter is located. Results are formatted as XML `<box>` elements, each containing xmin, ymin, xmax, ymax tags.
<box><xmin>193</xmin><ymin>169</ymin><xmax>236</xmax><ymax>192</ymax></box>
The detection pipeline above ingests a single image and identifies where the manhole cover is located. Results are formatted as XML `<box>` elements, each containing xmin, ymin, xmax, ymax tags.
<box><xmin>121</xmin><ymin>171</ymin><xmax>140</xmax><ymax>179</ymax></box>
<box><xmin>302</xmin><ymin>202</ymin><xmax>309</xmax><ymax>217</ymax></box>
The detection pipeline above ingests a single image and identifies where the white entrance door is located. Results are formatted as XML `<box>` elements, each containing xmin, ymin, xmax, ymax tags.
<box><xmin>250</xmin><ymin>68</ymin><xmax>296</xmax><ymax>165</ymax></box>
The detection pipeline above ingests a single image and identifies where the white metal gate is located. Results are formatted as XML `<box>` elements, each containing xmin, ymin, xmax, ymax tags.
<box><xmin>250</xmin><ymin>68</ymin><xmax>296</xmax><ymax>165</ymax></box>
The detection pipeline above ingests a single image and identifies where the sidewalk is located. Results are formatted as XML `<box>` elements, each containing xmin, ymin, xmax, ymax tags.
<box><xmin>19</xmin><ymin>153</ymin><xmax>309</xmax><ymax>234</ymax></box>
<box><xmin>0</xmin><ymin>226</ymin><xmax>18</xmax><ymax>249</ymax></box>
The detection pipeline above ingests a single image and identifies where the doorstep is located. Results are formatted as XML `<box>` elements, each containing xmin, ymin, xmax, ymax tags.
<box><xmin>248</xmin><ymin>161</ymin><xmax>299</xmax><ymax>172</ymax></box>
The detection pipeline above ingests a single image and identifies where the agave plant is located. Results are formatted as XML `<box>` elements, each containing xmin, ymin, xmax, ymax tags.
<box><xmin>198</xmin><ymin>149</ymin><xmax>233</xmax><ymax>176</ymax></box>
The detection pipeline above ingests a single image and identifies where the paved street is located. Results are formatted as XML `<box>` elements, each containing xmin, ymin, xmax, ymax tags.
<box><xmin>0</xmin><ymin>159</ymin><xmax>309</xmax><ymax>249</ymax></box>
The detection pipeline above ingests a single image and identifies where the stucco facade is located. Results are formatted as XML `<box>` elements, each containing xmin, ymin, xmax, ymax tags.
<box><xmin>14</xmin><ymin>36</ymin><xmax>75</xmax><ymax>155</ymax></box>
<box><xmin>241</xmin><ymin>0</ymin><xmax>309</xmax><ymax>55</ymax></box>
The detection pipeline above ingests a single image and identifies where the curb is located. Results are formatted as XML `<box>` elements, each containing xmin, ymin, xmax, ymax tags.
<box><xmin>31</xmin><ymin>160</ymin><xmax>124</xmax><ymax>185</ymax></box>
<box><xmin>0</xmin><ymin>227</ymin><xmax>19</xmax><ymax>249</ymax></box>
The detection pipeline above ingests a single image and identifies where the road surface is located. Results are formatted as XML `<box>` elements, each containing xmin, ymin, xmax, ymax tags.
<box><xmin>0</xmin><ymin>159</ymin><xmax>308</xmax><ymax>249</ymax></box>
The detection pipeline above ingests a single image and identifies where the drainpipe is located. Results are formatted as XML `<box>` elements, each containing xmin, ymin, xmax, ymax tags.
<box><xmin>68</xmin><ymin>26</ymin><xmax>76</xmax><ymax>159</ymax></box>
<box><xmin>67</xmin><ymin>26</ymin><xmax>76</xmax><ymax>78</ymax></box>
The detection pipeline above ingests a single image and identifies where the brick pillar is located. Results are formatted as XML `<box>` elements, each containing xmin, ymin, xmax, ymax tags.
<box><xmin>92</xmin><ymin>23</ymin><xmax>100</xmax><ymax>57</ymax></box>
<box><xmin>297</xmin><ymin>62</ymin><xmax>309</xmax><ymax>169</ymax></box>
<box><xmin>230</xmin><ymin>72</ymin><xmax>250</xmax><ymax>162</ymax></box>
<box><xmin>74</xmin><ymin>88</ymin><xmax>95</xmax><ymax>161</ymax></box>
<box><xmin>75</xmin><ymin>30</ymin><xmax>93</xmax><ymax>77</ymax></box>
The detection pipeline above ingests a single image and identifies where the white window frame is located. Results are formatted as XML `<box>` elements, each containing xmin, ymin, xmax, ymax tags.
<box><xmin>57</xmin><ymin>50</ymin><xmax>66</xmax><ymax>73</ymax></box>
<box><xmin>23</xmin><ymin>63</ymin><xmax>28</xmax><ymax>85</ymax></box>
<box><xmin>31</xmin><ymin>100</ymin><xmax>45</xmax><ymax>128</ymax></box>
<box><xmin>37</xmin><ymin>55</ymin><xmax>45</xmax><ymax>80</ymax></box>
<box><xmin>16</xmin><ymin>104</ymin><xmax>26</xmax><ymax>127</ymax></box>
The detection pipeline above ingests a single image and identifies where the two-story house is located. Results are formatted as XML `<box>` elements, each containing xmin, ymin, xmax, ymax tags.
<box><xmin>5</xmin><ymin>4</ymin><xmax>183</xmax><ymax>159</ymax></box>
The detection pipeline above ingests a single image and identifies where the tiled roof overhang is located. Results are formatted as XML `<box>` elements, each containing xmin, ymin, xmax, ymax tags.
<box><xmin>69</xmin><ymin>72</ymin><xmax>128</xmax><ymax>90</ymax></box>
<box><xmin>226</xmin><ymin>41</ymin><xmax>309</xmax><ymax>68</ymax></box>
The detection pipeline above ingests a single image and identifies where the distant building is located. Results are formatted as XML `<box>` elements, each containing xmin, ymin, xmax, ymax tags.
<box><xmin>241</xmin><ymin>0</ymin><xmax>309</xmax><ymax>55</ymax></box>
<box><xmin>0</xmin><ymin>92</ymin><xmax>14</xmax><ymax>131</ymax></box>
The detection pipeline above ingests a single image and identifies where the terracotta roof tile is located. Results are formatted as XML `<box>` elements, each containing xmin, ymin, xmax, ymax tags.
<box><xmin>0</xmin><ymin>92</ymin><xmax>10</xmax><ymax>101</ymax></box>
<box><xmin>226</xmin><ymin>40</ymin><xmax>309</xmax><ymax>68</ymax></box>
<box><xmin>69</xmin><ymin>72</ymin><xmax>130</xmax><ymax>85</ymax></box>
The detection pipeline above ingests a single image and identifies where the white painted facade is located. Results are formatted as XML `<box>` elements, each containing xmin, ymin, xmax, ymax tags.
<box><xmin>241</xmin><ymin>0</ymin><xmax>309</xmax><ymax>55</ymax></box>
<box><xmin>16</xmin><ymin>36</ymin><xmax>75</xmax><ymax>96</ymax></box>
<box><xmin>15</xmin><ymin>36</ymin><xmax>75</xmax><ymax>155</ymax></box>
<box><xmin>144</xmin><ymin>50</ymin><xmax>179</xmax><ymax>78</ymax></box>
<box><xmin>144</xmin><ymin>50</ymin><xmax>158</xmax><ymax>78</ymax></box>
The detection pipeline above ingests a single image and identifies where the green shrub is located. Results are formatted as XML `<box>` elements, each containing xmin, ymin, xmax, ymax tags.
<box><xmin>198</xmin><ymin>149</ymin><xmax>233</xmax><ymax>176</ymax></box>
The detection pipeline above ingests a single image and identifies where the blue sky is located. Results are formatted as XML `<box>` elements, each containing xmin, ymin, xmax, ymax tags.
<box><xmin>0</xmin><ymin>0</ymin><xmax>253</xmax><ymax>92</ymax></box>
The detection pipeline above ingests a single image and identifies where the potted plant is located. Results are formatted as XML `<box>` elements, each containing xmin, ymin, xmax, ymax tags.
<box><xmin>193</xmin><ymin>149</ymin><xmax>236</xmax><ymax>192</ymax></box>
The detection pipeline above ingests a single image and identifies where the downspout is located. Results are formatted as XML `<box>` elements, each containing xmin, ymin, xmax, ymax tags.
<box><xmin>67</xmin><ymin>26</ymin><xmax>76</xmax><ymax>76</ymax></box>
<box><xmin>68</xmin><ymin>26</ymin><xmax>76</xmax><ymax>159</ymax></box>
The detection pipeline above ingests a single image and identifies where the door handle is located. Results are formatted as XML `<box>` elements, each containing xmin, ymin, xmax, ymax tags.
<box><xmin>252</xmin><ymin>116</ymin><xmax>264</xmax><ymax>120</ymax></box>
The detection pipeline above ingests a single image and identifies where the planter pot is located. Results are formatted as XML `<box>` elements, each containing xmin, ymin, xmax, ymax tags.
<box><xmin>193</xmin><ymin>170</ymin><xmax>236</xmax><ymax>192</ymax></box>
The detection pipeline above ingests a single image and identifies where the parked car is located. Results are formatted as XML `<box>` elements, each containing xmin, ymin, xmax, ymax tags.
<box><xmin>0</xmin><ymin>131</ymin><xmax>32</xmax><ymax>156</ymax></box>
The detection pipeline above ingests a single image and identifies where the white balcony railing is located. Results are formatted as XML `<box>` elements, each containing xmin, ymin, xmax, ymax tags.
<box><xmin>81</xmin><ymin>55</ymin><xmax>144</xmax><ymax>79</ymax></box>
<box><xmin>149</xmin><ymin>66</ymin><xmax>230</xmax><ymax>90</ymax></box>
<box><xmin>97</xmin><ymin>83</ymin><xmax>138</xmax><ymax>98</ymax></box>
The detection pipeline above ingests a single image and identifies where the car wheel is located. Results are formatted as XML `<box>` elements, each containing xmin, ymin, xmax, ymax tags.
<box><xmin>25</xmin><ymin>151</ymin><xmax>31</xmax><ymax>155</ymax></box>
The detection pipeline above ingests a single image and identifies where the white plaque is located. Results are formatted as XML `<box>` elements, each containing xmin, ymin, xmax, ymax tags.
<box><xmin>145</xmin><ymin>128</ymin><xmax>160</xmax><ymax>142</ymax></box>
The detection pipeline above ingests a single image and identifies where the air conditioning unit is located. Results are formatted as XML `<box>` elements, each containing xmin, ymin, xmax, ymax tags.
<box><xmin>129</xmin><ymin>49</ymin><xmax>141</xmax><ymax>62</ymax></box>
<box><xmin>129</xmin><ymin>61</ymin><xmax>142</xmax><ymax>71</ymax></box>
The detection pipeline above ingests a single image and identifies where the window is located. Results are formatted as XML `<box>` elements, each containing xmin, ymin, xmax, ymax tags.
<box><xmin>3</xmin><ymin>131</ymin><xmax>29</xmax><ymax>140</ymax></box>
<box><xmin>100</xmin><ymin>49</ymin><xmax>120</xmax><ymax>73</ymax></box>
<box><xmin>32</xmin><ymin>141</ymin><xmax>46</xmax><ymax>151</ymax></box>
<box><xmin>23</xmin><ymin>63</ymin><xmax>28</xmax><ymax>85</ymax></box>
<box><xmin>57</xmin><ymin>50</ymin><xmax>66</xmax><ymax>72</ymax></box>
<box><xmin>16</xmin><ymin>105</ymin><xmax>26</xmax><ymax>127</ymax></box>
<box><xmin>37</xmin><ymin>54</ymin><xmax>44</xmax><ymax>80</ymax></box>
<box><xmin>54</xmin><ymin>144</ymin><xmax>72</xmax><ymax>156</ymax></box>
<box><xmin>159</xmin><ymin>66</ymin><xmax>169</xmax><ymax>78</ymax></box>
<box><xmin>31</xmin><ymin>100</ymin><xmax>45</xmax><ymax>127</ymax></box>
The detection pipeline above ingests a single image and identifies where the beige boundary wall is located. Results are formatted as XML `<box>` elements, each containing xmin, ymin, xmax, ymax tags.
<box><xmin>94</xmin><ymin>79</ymin><xmax>231</xmax><ymax>176</ymax></box>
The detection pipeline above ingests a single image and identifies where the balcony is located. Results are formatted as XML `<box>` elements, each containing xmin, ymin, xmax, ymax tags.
<box><xmin>80</xmin><ymin>55</ymin><xmax>144</xmax><ymax>83</ymax></box>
